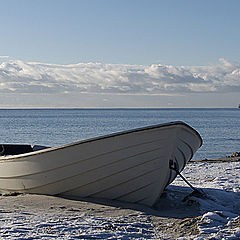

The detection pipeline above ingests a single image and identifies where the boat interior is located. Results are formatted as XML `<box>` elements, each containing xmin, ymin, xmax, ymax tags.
<box><xmin>0</xmin><ymin>144</ymin><xmax>49</xmax><ymax>156</ymax></box>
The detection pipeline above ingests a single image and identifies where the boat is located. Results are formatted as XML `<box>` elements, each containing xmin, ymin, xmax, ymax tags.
<box><xmin>0</xmin><ymin>121</ymin><xmax>202</xmax><ymax>206</ymax></box>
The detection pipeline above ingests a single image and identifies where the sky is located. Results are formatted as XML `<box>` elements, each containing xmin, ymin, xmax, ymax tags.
<box><xmin>0</xmin><ymin>0</ymin><xmax>240</xmax><ymax>108</ymax></box>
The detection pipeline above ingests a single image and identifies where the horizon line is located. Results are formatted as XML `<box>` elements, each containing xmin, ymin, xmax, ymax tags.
<box><xmin>0</xmin><ymin>107</ymin><xmax>238</xmax><ymax>110</ymax></box>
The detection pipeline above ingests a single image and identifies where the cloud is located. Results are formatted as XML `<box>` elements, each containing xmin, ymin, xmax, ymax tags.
<box><xmin>0</xmin><ymin>58</ymin><xmax>240</xmax><ymax>95</ymax></box>
<box><xmin>0</xmin><ymin>56</ymin><xmax>9</xmax><ymax>59</ymax></box>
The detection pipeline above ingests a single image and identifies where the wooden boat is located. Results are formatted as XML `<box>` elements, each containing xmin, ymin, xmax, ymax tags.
<box><xmin>0</xmin><ymin>121</ymin><xmax>202</xmax><ymax>206</ymax></box>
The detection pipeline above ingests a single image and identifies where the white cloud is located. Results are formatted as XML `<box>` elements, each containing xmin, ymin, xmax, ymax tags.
<box><xmin>0</xmin><ymin>56</ymin><xmax>9</xmax><ymax>59</ymax></box>
<box><xmin>0</xmin><ymin>58</ymin><xmax>240</xmax><ymax>95</ymax></box>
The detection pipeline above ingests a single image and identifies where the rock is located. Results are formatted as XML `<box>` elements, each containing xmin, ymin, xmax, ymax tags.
<box><xmin>231</xmin><ymin>152</ymin><xmax>240</xmax><ymax>157</ymax></box>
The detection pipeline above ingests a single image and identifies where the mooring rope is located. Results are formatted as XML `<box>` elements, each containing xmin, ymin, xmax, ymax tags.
<box><xmin>169</xmin><ymin>160</ymin><xmax>206</xmax><ymax>197</ymax></box>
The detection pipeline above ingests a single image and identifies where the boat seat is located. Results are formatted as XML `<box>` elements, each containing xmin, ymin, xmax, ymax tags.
<box><xmin>32</xmin><ymin>145</ymin><xmax>50</xmax><ymax>151</ymax></box>
<box><xmin>0</xmin><ymin>144</ymin><xmax>33</xmax><ymax>156</ymax></box>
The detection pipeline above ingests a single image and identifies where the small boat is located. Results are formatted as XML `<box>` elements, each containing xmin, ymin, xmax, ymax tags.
<box><xmin>0</xmin><ymin>121</ymin><xmax>202</xmax><ymax>206</ymax></box>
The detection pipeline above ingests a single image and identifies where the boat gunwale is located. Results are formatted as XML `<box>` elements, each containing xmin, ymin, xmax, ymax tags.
<box><xmin>0</xmin><ymin>121</ymin><xmax>202</xmax><ymax>161</ymax></box>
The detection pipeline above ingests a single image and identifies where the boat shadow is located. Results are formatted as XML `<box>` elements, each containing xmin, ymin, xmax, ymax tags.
<box><xmin>154</xmin><ymin>184</ymin><xmax>240</xmax><ymax>218</ymax></box>
<box><xmin>59</xmin><ymin>184</ymin><xmax>240</xmax><ymax>219</ymax></box>
<box><xmin>58</xmin><ymin>185</ymin><xmax>208</xmax><ymax>219</ymax></box>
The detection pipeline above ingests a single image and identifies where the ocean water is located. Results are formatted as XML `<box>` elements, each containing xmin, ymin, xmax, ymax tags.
<box><xmin>0</xmin><ymin>108</ymin><xmax>239</xmax><ymax>160</ymax></box>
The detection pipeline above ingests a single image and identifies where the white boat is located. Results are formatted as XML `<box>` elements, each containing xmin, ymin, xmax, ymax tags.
<box><xmin>0</xmin><ymin>121</ymin><xmax>202</xmax><ymax>206</ymax></box>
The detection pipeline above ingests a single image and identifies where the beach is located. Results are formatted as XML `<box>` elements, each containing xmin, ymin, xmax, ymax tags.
<box><xmin>0</xmin><ymin>158</ymin><xmax>239</xmax><ymax>239</ymax></box>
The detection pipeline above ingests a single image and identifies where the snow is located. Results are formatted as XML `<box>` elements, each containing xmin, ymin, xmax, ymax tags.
<box><xmin>0</xmin><ymin>161</ymin><xmax>240</xmax><ymax>239</ymax></box>
<box><xmin>166</xmin><ymin>161</ymin><xmax>240</xmax><ymax>239</ymax></box>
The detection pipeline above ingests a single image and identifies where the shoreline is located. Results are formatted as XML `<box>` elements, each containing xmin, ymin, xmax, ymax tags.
<box><xmin>191</xmin><ymin>156</ymin><xmax>240</xmax><ymax>163</ymax></box>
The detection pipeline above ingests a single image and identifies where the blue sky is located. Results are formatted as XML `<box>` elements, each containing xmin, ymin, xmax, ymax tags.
<box><xmin>0</xmin><ymin>0</ymin><xmax>240</xmax><ymax>108</ymax></box>
<box><xmin>1</xmin><ymin>0</ymin><xmax>240</xmax><ymax>65</ymax></box>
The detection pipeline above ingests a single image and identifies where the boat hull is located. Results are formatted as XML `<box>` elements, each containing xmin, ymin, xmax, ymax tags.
<box><xmin>0</xmin><ymin>121</ymin><xmax>202</xmax><ymax>206</ymax></box>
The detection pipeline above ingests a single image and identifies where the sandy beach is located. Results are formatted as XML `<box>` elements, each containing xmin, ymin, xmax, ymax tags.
<box><xmin>0</xmin><ymin>159</ymin><xmax>240</xmax><ymax>239</ymax></box>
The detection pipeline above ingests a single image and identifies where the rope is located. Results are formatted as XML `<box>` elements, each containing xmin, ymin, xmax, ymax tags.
<box><xmin>169</xmin><ymin>160</ymin><xmax>206</xmax><ymax>197</ymax></box>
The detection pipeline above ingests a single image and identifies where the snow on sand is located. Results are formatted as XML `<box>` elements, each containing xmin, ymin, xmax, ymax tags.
<box><xmin>0</xmin><ymin>161</ymin><xmax>239</xmax><ymax>239</ymax></box>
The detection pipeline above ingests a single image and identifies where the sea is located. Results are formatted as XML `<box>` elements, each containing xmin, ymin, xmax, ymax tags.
<box><xmin>0</xmin><ymin>108</ymin><xmax>239</xmax><ymax>160</ymax></box>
